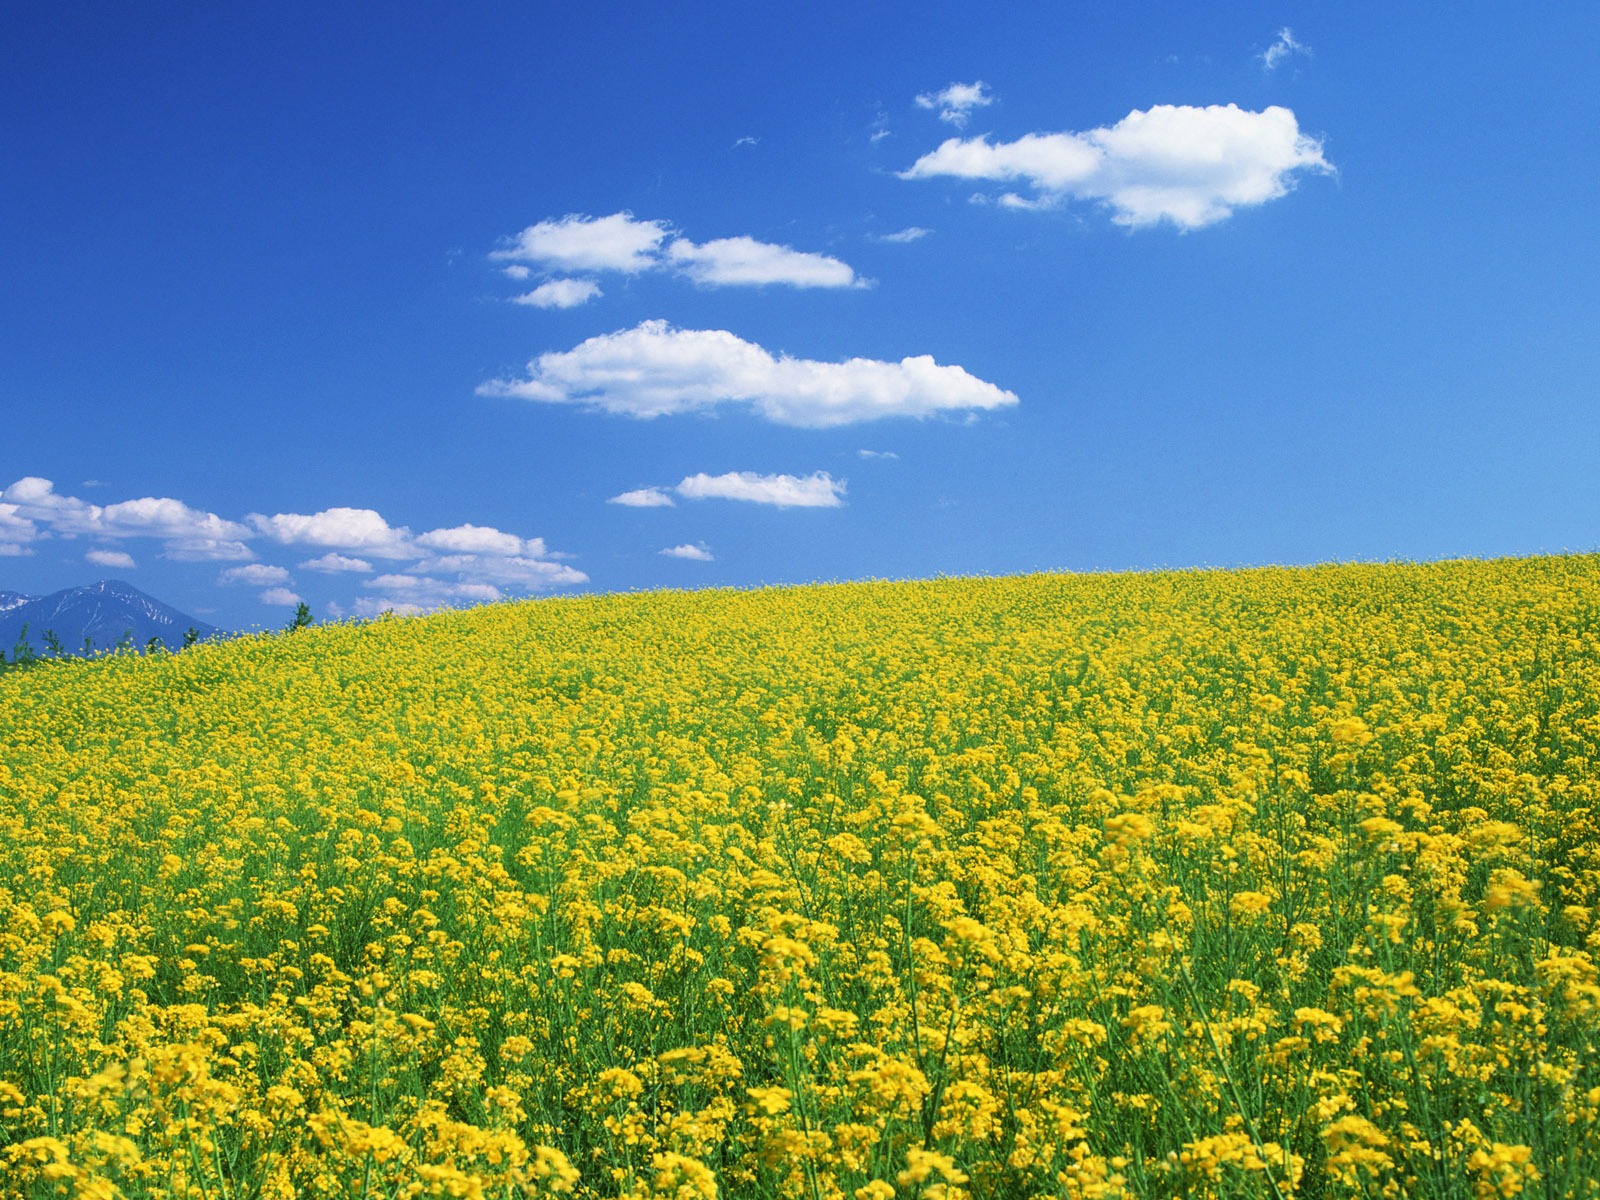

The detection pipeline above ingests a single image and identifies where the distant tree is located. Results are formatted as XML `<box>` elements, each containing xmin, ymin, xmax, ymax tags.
<box><xmin>287</xmin><ymin>602</ymin><xmax>314</xmax><ymax>633</ymax></box>
<box><xmin>82</xmin><ymin>635</ymin><xmax>94</xmax><ymax>657</ymax></box>
<box><xmin>43</xmin><ymin>629</ymin><xmax>67</xmax><ymax>659</ymax></box>
<box><xmin>182</xmin><ymin>627</ymin><xmax>200</xmax><ymax>649</ymax></box>
<box><xmin>11</xmin><ymin>624</ymin><xmax>36</xmax><ymax>667</ymax></box>
<box><xmin>146</xmin><ymin>636</ymin><xmax>165</xmax><ymax>655</ymax></box>
<box><xmin>115</xmin><ymin>628</ymin><xmax>135</xmax><ymax>654</ymax></box>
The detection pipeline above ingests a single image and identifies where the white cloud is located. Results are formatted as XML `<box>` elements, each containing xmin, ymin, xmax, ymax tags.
<box><xmin>86</xmin><ymin>548</ymin><xmax>136</xmax><ymax>569</ymax></box>
<box><xmin>733</xmin><ymin>135</ymin><xmax>759</xmax><ymax>148</ymax></box>
<box><xmin>414</xmin><ymin>523</ymin><xmax>542</xmax><ymax>557</ymax></box>
<box><xmin>219</xmin><ymin>563</ymin><xmax>292</xmax><ymax>586</ymax></box>
<box><xmin>676</xmin><ymin>471</ymin><xmax>845</xmax><ymax>508</ymax></box>
<box><xmin>479</xmin><ymin>320</ymin><xmax>1018</xmax><ymax>428</ymax></box>
<box><xmin>260</xmin><ymin>587</ymin><xmax>304</xmax><ymax>606</ymax></box>
<box><xmin>915</xmin><ymin>81</ymin><xmax>995</xmax><ymax>127</ymax></box>
<box><xmin>493</xmin><ymin>212</ymin><xmax>671</xmax><ymax>274</ymax></box>
<box><xmin>493</xmin><ymin>213</ymin><xmax>861</xmax><ymax>292</ymax></box>
<box><xmin>514</xmin><ymin>278</ymin><xmax>602</xmax><ymax>309</ymax></box>
<box><xmin>1261</xmin><ymin>28</ymin><xmax>1310</xmax><ymax>71</ymax></box>
<box><xmin>0</xmin><ymin>501</ymin><xmax>36</xmax><ymax>545</ymax></box>
<box><xmin>0</xmin><ymin>543</ymin><xmax>31</xmax><ymax>557</ymax></box>
<box><xmin>299</xmin><ymin>552</ymin><xmax>372</xmax><ymax>573</ymax></box>
<box><xmin>858</xmin><ymin>449</ymin><xmax>899</xmax><ymax>460</ymax></box>
<box><xmin>901</xmin><ymin>103</ymin><xmax>1332</xmax><ymax>229</ymax></box>
<box><xmin>165</xmin><ymin>538</ymin><xmax>254</xmax><ymax>562</ymax></box>
<box><xmin>248</xmin><ymin>506</ymin><xmax>415</xmax><ymax>558</ymax></box>
<box><xmin>665</xmin><ymin>237</ymin><xmax>861</xmax><ymax>288</ymax></box>
<box><xmin>2</xmin><ymin>477</ymin><xmax>253</xmax><ymax>559</ymax></box>
<box><xmin>660</xmin><ymin>542</ymin><xmax>714</xmax><ymax>561</ymax></box>
<box><xmin>502</xmin><ymin>264</ymin><xmax>532</xmax><ymax>281</ymax></box>
<box><xmin>877</xmin><ymin>226</ymin><xmax>932</xmax><ymax>244</ymax></box>
<box><xmin>609</xmin><ymin>487</ymin><xmax>676</xmax><ymax>508</ymax></box>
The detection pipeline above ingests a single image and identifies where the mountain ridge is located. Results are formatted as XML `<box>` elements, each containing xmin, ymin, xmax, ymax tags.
<box><xmin>0</xmin><ymin>580</ymin><xmax>218</xmax><ymax>657</ymax></box>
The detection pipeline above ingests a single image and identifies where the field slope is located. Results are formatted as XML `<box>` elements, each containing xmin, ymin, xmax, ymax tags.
<box><xmin>3</xmin><ymin>558</ymin><xmax>1599</xmax><ymax>1198</ymax></box>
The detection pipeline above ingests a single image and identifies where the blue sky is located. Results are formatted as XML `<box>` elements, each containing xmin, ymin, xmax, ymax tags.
<box><xmin>3</xmin><ymin>3</ymin><xmax>1597</xmax><ymax>630</ymax></box>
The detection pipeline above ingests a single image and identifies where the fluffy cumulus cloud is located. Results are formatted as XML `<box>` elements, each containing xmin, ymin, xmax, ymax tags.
<box><xmin>2</xmin><ymin>477</ymin><xmax>251</xmax><ymax>560</ymax></box>
<box><xmin>676</xmin><ymin>471</ymin><xmax>845</xmax><ymax>508</ymax></box>
<box><xmin>617</xmin><ymin>471</ymin><xmax>846</xmax><ymax>509</ymax></box>
<box><xmin>514</xmin><ymin>278</ymin><xmax>602</xmax><ymax>309</ymax></box>
<box><xmin>915</xmin><ymin>81</ymin><xmax>995</xmax><ymax>127</ymax></box>
<box><xmin>902</xmin><ymin>103</ymin><xmax>1332</xmax><ymax>229</ymax></box>
<box><xmin>660</xmin><ymin>543</ymin><xmax>714</xmax><ymax>561</ymax></box>
<box><xmin>2</xmin><ymin>475</ymin><xmax>587</xmax><ymax>617</ymax></box>
<box><xmin>248</xmin><ymin>507</ymin><xmax>414</xmax><ymax>559</ymax></box>
<box><xmin>86</xmin><ymin>548</ymin><xmax>136</xmax><ymax>569</ymax></box>
<box><xmin>493</xmin><ymin>212</ymin><xmax>671</xmax><ymax>274</ymax></box>
<box><xmin>480</xmin><ymin>321</ymin><xmax>1017</xmax><ymax>428</ymax></box>
<box><xmin>219</xmin><ymin>563</ymin><xmax>292</xmax><ymax>586</ymax></box>
<box><xmin>492</xmin><ymin>212</ymin><xmax>861</xmax><ymax>295</ymax></box>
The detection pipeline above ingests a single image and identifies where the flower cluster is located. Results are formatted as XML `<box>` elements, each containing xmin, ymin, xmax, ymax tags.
<box><xmin>3</xmin><ymin>555</ymin><xmax>1599</xmax><ymax>1196</ymax></box>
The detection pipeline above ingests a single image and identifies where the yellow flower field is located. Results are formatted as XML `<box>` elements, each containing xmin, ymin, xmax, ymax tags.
<box><xmin>3</xmin><ymin>557</ymin><xmax>1599</xmax><ymax>1198</ymax></box>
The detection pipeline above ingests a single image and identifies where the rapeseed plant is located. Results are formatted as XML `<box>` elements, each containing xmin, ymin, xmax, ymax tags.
<box><xmin>2</xmin><ymin>556</ymin><xmax>1599</xmax><ymax>1196</ymax></box>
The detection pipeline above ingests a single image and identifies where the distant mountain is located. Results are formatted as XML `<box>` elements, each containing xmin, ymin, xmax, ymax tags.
<box><xmin>0</xmin><ymin>580</ymin><xmax>219</xmax><ymax>657</ymax></box>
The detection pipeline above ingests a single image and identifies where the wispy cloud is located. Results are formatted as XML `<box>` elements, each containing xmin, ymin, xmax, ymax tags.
<box><xmin>299</xmin><ymin>552</ymin><xmax>373</xmax><ymax>573</ymax></box>
<box><xmin>858</xmin><ymin>449</ymin><xmax>899</xmax><ymax>460</ymax></box>
<box><xmin>660</xmin><ymin>542</ymin><xmax>714</xmax><ymax>561</ymax></box>
<box><xmin>915</xmin><ymin>81</ymin><xmax>995</xmax><ymax>128</ymax></box>
<box><xmin>876</xmin><ymin>226</ymin><xmax>932</xmax><ymax>244</ymax></box>
<box><xmin>480</xmin><ymin>321</ymin><xmax>1018</xmax><ymax>428</ymax></box>
<box><xmin>902</xmin><ymin>103</ymin><xmax>1331</xmax><ymax>229</ymax></box>
<box><xmin>1260</xmin><ymin>28</ymin><xmax>1310</xmax><ymax>72</ymax></box>
<box><xmin>676</xmin><ymin>471</ymin><xmax>845</xmax><ymax>508</ymax></box>
<box><xmin>608</xmin><ymin>487</ymin><xmax>676</xmax><ymax>508</ymax></box>
<box><xmin>219</xmin><ymin>563</ymin><xmax>292</xmax><ymax>586</ymax></box>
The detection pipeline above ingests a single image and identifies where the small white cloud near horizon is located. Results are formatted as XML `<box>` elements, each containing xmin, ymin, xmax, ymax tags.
<box><xmin>609</xmin><ymin>487</ymin><xmax>676</xmax><ymax>508</ymax></box>
<box><xmin>660</xmin><ymin>542</ymin><xmax>714</xmax><ymax>561</ymax></box>
<box><xmin>514</xmin><ymin>278</ymin><xmax>603</xmax><ymax>309</ymax></box>
<box><xmin>480</xmin><ymin>320</ymin><xmax>1018</xmax><ymax>428</ymax></box>
<box><xmin>1261</xmin><ymin>28</ymin><xmax>1310</xmax><ymax>71</ymax></box>
<box><xmin>219</xmin><ymin>563</ymin><xmax>291</xmax><ymax>586</ymax></box>
<box><xmin>901</xmin><ymin>103</ymin><xmax>1332</xmax><ymax>229</ymax></box>
<box><xmin>86</xmin><ymin>548</ymin><xmax>136</xmax><ymax>570</ymax></box>
<box><xmin>260</xmin><ymin>587</ymin><xmax>303</xmax><ymax>607</ymax></box>
<box><xmin>676</xmin><ymin>471</ymin><xmax>845</xmax><ymax>509</ymax></box>
<box><xmin>915</xmin><ymin>81</ymin><xmax>995</xmax><ymax>128</ymax></box>
<box><xmin>300</xmin><ymin>552</ymin><xmax>373</xmax><ymax>573</ymax></box>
